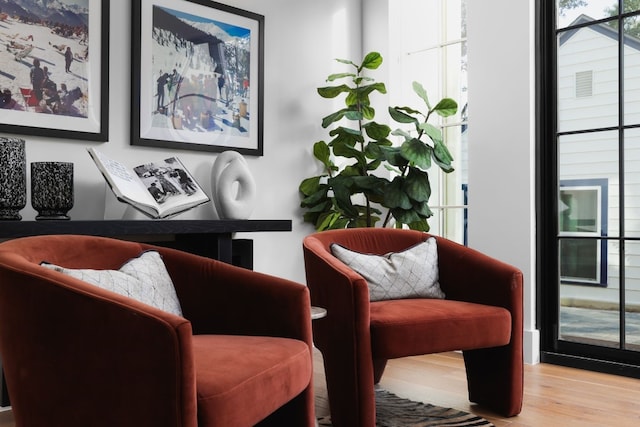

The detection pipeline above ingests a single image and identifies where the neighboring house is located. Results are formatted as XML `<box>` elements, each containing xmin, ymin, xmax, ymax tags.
<box><xmin>557</xmin><ymin>15</ymin><xmax>640</xmax><ymax>306</ymax></box>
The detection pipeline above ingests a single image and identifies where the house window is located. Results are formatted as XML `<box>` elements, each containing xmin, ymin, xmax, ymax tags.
<box><xmin>559</xmin><ymin>179</ymin><xmax>608</xmax><ymax>286</ymax></box>
<box><xmin>575</xmin><ymin>70</ymin><xmax>593</xmax><ymax>97</ymax></box>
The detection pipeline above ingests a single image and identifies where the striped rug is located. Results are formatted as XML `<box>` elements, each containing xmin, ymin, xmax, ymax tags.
<box><xmin>317</xmin><ymin>389</ymin><xmax>494</xmax><ymax>427</ymax></box>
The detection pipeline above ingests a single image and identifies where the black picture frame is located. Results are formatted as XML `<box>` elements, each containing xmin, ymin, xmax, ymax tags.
<box><xmin>131</xmin><ymin>0</ymin><xmax>264</xmax><ymax>156</ymax></box>
<box><xmin>0</xmin><ymin>0</ymin><xmax>109</xmax><ymax>141</ymax></box>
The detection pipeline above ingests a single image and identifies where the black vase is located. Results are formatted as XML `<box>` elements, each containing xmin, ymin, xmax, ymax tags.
<box><xmin>31</xmin><ymin>162</ymin><xmax>74</xmax><ymax>220</ymax></box>
<box><xmin>0</xmin><ymin>137</ymin><xmax>27</xmax><ymax>220</ymax></box>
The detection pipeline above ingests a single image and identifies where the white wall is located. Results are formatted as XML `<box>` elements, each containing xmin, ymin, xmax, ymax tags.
<box><xmin>10</xmin><ymin>0</ymin><xmax>540</xmax><ymax>364</ymax></box>
<box><xmin>467</xmin><ymin>0</ymin><xmax>539</xmax><ymax>364</ymax></box>
<box><xmin>11</xmin><ymin>0</ymin><xmax>361</xmax><ymax>285</ymax></box>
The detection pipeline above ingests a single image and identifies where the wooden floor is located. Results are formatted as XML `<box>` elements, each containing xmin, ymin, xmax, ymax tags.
<box><xmin>0</xmin><ymin>349</ymin><xmax>637</xmax><ymax>426</ymax></box>
<box><xmin>314</xmin><ymin>349</ymin><xmax>640</xmax><ymax>427</ymax></box>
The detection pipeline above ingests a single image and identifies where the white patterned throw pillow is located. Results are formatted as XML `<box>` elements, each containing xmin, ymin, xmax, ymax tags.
<box><xmin>41</xmin><ymin>250</ymin><xmax>183</xmax><ymax>316</ymax></box>
<box><xmin>330</xmin><ymin>238</ymin><xmax>445</xmax><ymax>302</ymax></box>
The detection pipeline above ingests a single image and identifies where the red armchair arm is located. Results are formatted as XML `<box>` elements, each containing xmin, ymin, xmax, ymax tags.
<box><xmin>434</xmin><ymin>236</ymin><xmax>524</xmax><ymax>417</ymax></box>
<box><xmin>0</xmin><ymin>258</ymin><xmax>198</xmax><ymax>427</ymax></box>
<box><xmin>435</xmin><ymin>236</ymin><xmax>523</xmax><ymax>311</ymax></box>
<box><xmin>302</xmin><ymin>236</ymin><xmax>376</xmax><ymax>426</ymax></box>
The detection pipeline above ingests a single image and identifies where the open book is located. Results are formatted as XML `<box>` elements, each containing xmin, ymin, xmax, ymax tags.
<box><xmin>88</xmin><ymin>148</ymin><xmax>210</xmax><ymax>219</ymax></box>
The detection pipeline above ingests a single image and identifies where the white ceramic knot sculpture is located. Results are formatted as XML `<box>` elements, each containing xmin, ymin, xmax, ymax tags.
<box><xmin>211</xmin><ymin>151</ymin><xmax>256</xmax><ymax>219</ymax></box>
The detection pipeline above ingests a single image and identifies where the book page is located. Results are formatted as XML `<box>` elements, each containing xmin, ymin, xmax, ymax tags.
<box><xmin>132</xmin><ymin>157</ymin><xmax>209</xmax><ymax>216</ymax></box>
<box><xmin>89</xmin><ymin>149</ymin><xmax>156</xmax><ymax>208</ymax></box>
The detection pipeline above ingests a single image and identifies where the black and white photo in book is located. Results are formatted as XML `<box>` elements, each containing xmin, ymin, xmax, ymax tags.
<box><xmin>132</xmin><ymin>0</ymin><xmax>264</xmax><ymax>155</ymax></box>
<box><xmin>88</xmin><ymin>148</ymin><xmax>210</xmax><ymax>219</ymax></box>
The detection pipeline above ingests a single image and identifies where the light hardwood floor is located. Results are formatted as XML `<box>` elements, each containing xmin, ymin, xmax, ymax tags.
<box><xmin>0</xmin><ymin>349</ymin><xmax>637</xmax><ymax>426</ymax></box>
<box><xmin>314</xmin><ymin>349</ymin><xmax>640</xmax><ymax>427</ymax></box>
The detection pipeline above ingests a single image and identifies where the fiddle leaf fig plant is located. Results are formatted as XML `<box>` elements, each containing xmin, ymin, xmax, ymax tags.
<box><xmin>299</xmin><ymin>52</ymin><xmax>457</xmax><ymax>231</ymax></box>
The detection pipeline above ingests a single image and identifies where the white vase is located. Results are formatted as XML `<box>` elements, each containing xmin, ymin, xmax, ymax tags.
<box><xmin>210</xmin><ymin>151</ymin><xmax>256</xmax><ymax>219</ymax></box>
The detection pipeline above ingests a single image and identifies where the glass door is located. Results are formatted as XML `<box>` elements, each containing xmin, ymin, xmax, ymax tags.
<box><xmin>539</xmin><ymin>0</ymin><xmax>640</xmax><ymax>375</ymax></box>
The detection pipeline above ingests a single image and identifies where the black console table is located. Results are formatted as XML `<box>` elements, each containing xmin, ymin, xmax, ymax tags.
<box><xmin>0</xmin><ymin>219</ymin><xmax>292</xmax><ymax>269</ymax></box>
<box><xmin>0</xmin><ymin>219</ymin><xmax>291</xmax><ymax>407</ymax></box>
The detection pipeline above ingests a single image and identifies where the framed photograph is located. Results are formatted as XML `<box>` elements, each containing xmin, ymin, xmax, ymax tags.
<box><xmin>0</xmin><ymin>0</ymin><xmax>109</xmax><ymax>141</ymax></box>
<box><xmin>132</xmin><ymin>0</ymin><xmax>264</xmax><ymax>156</ymax></box>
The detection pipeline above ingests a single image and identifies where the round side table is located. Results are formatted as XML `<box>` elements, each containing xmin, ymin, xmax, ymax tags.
<box><xmin>311</xmin><ymin>306</ymin><xmax>327</xmax><ymax>320</ymax></box>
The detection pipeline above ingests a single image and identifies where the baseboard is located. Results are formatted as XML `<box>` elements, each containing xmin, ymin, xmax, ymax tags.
<box><xmin>524</xmin><ymin>328</ymin><xmax>540</xmax><ymax>365</ymax></box>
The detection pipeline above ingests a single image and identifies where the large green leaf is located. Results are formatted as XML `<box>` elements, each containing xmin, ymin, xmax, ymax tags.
<box><xmin>321</xmin><ymin>110</ymin><xmax>345</xmax><ymax>128</ymax></box>
<box><xmin>299</xmin><ymin>176</ymin><xmax>322</xmax><ymax>196</ymax></box>
<box><xmin>412</xmin><ymin>200</ymin><xmax>434</xmax><ymax>217</ymax></box>
<box><xmin>364</xmin><ymin>141</ymin><xmax>383</xmax><ymax>160</ymax></box>
<box><xmin>366</xmin><ymin>158</ymin><xmax>383</xmax><ymax>172</ymax></box>
<box><xmin>345</xmin><ymin>90</ymin><xmax>358</xmax><ymax>107</ymax></box>
<box><xmin>364</xmin><ymin>140</ymin><xmax>393</xmax><ymax>162</ymax></box>
<box><xmin>388</xmin><ymin>106</ymin><xmax>419</xmax><ymax>125</ymax></box>
<box><xmin>329</xmin><ymin>127</ymin><xmax>363</xmax><ymax>146</ymax></box>
<box><xmin>327</xmin><ymin>72</ymin><xmax>356</xmax><ymax>82</ymax></box>
<box><xmin>391</xmin><ymin>207</ymin><xmax>421</xmax><ymax>225</ymax></box>
<box><xmin>433</xmin><ymin>141</ymin><xmax>453</xmax><ymax>169</ymax></box>
<box><xmin>384</xmin><ymin>177</ymin><xmax>412</xmax><ymax>209</ymax></box>
<box><xmin>412</xmin><ymin>81</ymin><xmax>431</xmax><ymax>110</ymax></box>
<box><xmin>363</xmin><ymin>122</ymin><xmax>391</xmax><ymax>140</ymax></box>
<box><xmin>335</xmin><ymin>58</ymin><xmax>357</xmax><ymax>67</ymax></box>
<box><xmin>380</xmin><ymin>145</ymin><xmax>408</xmax><ymax>167</ymax></box>
<box><xmin>357</xmin><ymin>82</ymin><xmax>387</xmax><ymax>97</ymax></box>
<box><xmin>391</xmin><ymin>128</ymin><xmax>412</xmax><ymax>140</ymax></box>
<box><xmin>351</xmin><ymin>175</ymin><xmax>388</xmax><ymax>196</ymax></box>
<box><xmin>401</xmin><ymin>138</ymin><xmax>432</xmax><ymax>169</ymax></box>
<box><xmin>333</xmin><ymin>141</ymin><xmax>366</xmax><ymax>164</ymax></box>
<box><xmin>418</xmin><ymin>123</ymin><xmax>442</xmax><ymax>145</ymax></box>
<box><xmin>354</xmin><ymin>76</ymin><xmax>375</xmax><ymax>85</ymax></box>
<box><xmin>361</xmin><ymin>105</ymin><xmax>375</xmax><ymax>120</ymax></box>
<box><xmin>300</xmin><ymin>187</ymin><xmax>328</xmax><ymax>208</ymax></box>
<box><xmin>313</xmin><ymin>141</ymin><xmax>331</xmax><ymax>167</ymax></box>
<box><xmin>433</xmin><ymin>98</ymin><xmax>458</xmax><ymax>117</ymax></box>
<box><xmin>329</xmin><ymin>176</ymin><xmax>359</xmax><ymax>218</ymax></box>
<box><xmin>302</xmin><ymin>210</ymin><xmax>320</xmax><ymax>225</ymax></box>
<box><xmin>360</xmin><ymin>52</ymin><xmax>383</xmax><ymax>71</ymax></box>
<box><xmin>403</xmin><ymin>168</ymin><xmax>431</xmax><ymax>202</ymax></box>
<box><xmin>340</xmin><ymin>164</ymin><xmax>362</xmax><ymax>177</ymax></box>
<box><xmin>407</xmin><ymin>219</ymin><xmax>430</xmax><ymax>232</ymax></box>
<box><xmin>305</xmin><ymin>199</ymin><xmax>333</xmax><ymax>213</ymax></box>
<box><xmin>331</xmin><ymin>125</ymin><xmax>362</xmax><ymax>136</ymax></box>
<box><xmin>317</xmin><ymin>211</ymin><xmax>344</xmax><ymax>231</ymax></box>
<box><xmin>344</xmin><ymin>109</ymin><xmax>364</xmax><ymax>121</ymax></box>
<box><xmin>318</xmin><ymin>85</ymin><xmax>351</xmax><ymax>99</ymax></box>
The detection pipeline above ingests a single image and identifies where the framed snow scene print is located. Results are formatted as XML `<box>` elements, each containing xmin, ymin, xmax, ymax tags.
<box><xmin>0</xmin><ymin>0</ymin><xmax>109</xmax><ymax>141</ymax></box>
<box><xmin>132</xmin><ymin>0</ymin><xmax>264</xmax><ymax>156</ymax></box>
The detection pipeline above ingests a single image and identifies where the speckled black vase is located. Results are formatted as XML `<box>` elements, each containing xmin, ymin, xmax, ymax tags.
<box><xmin>0</xmin><ymin>137</ymin><xmax>26</xmax><ymax>220</ymax></box>
<box><xmin>31</xmin><ymin>162</ymin><xmax>74</xmax><ymax>220</ymax></box>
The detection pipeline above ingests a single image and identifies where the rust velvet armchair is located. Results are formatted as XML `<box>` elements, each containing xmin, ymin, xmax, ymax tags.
<box><xmin>0</xmin><ymin>235</ymin><xmax>315</xmax><ymax>427</ymax></box>
<box><xmin>303</xmin><ymin>228</ymin><xmax>523</xmax><ymax>427</ymax></box>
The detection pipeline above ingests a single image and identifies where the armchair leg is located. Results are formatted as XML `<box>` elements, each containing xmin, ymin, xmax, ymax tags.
<box><xmin>462</xmin><ymin>345</ymin><xmax>523</xmax><ymax>417</ymax></box>
<box><xmin>372</xmin><ymin>358</ymin><xmax>387</xmax><ymax>384</ymax></box>
<box><xmin>318</xmin><ymin>348</ymin><xmax>377</xmax><ymax>427</ymax></box>
<box><xmin>255</xmin><ymin>388</ymin><xmax>315</xmax><ymax>427</ymax></box>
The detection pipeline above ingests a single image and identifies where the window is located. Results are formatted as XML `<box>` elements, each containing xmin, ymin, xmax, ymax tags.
<box><xmin>559</xmin><ymin>179</ymin><xmax>608</xmax><ymax>285</ymax></box>
<box><xmin>389</xmin><ymin>0</ymin><xmax>468</xmax><ymax>244</ymax></box>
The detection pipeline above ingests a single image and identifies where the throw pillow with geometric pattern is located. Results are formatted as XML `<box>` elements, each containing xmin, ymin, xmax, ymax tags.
<box><xmin>331</xmin><ymin>238</ymin><xmax>445</xmax><ymax>302</ymax></box>
<box><xmin>41</xmin><ymin>250</ymin><xmax>183</xmax><ymax>316</ymax></box>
